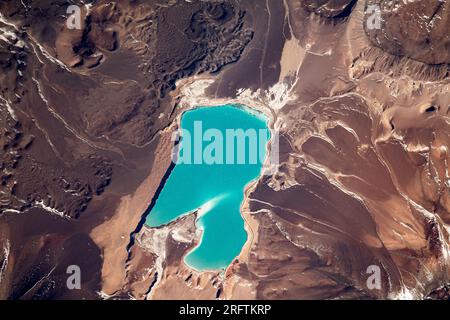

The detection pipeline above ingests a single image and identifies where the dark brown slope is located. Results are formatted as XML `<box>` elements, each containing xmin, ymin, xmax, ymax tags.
<box><xmin>365</xmin><ymin>0</ymin><xmax>450</xmax><ymax>65</ymax></box>
<box><xmin>303</xmin><ymin>0</ymin><xmax>357</xmax><ymax>18</ymax></box>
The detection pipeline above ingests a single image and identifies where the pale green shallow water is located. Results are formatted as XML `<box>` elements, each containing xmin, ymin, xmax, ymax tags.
<box><xmin>146</xmin><ymin>104</ymin><xmax>269</xmax><ymax>271</ymax></box>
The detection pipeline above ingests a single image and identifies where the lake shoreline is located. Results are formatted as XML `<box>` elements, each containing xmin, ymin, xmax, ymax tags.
<box><xmin>145</xmin><ymin>104</ymin><xmax>270</xmax><ymax>272</ymax></box>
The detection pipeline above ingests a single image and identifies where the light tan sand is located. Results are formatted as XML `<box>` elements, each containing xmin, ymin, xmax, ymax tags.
<box><xmin>90</xmin><ymin>127</ymin><xmax>174</xmax><ymax>296</ymax></box>
<box><xmin>278</xmin><ymin>37</ymin><xmax>305</xmax><ymax>82</ymax></box>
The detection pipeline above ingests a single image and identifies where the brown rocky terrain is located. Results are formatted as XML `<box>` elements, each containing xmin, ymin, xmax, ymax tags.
<box><xmin>365</xmin><ymin>0</ymin><xmax>450</xmax><ymax>65</ymax></box>
<box><xmin>302</xmin><ymin>0</ymin><xmax>357</xmax><ymax>18</ymax></box>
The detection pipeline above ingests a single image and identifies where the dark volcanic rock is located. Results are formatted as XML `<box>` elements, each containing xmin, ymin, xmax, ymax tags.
<box><xmin>0</xmin><ymin>17</ymin><xmax>112</xmax><ymax>219</ymax></box>
<box><xmin>146</xmin><ymin>1</ymin><xmax>253</xmax><ymax>98</ymax></box>
<box><xmin>428</xmin><ymin>284</ymin><xmax>450</xmax><ymax>300</ymax></box>
<box><xmin>0</xmin><ymin>0</ymin><xmax>253</xmax><ymax>220</ymax></box>
<box><xmin>1</xmin><ymin>0</ymin><xmax>253</xmax><ymax>146</ymax></box>
<box><xmin>53</xmin><ymin>0</ymin><xmax>253</xmax><ymax>146</ymax></box>
<box><xmin>0</xmin><ymin>0</ymin><xmax>254</xmax><ymax>300</ymax></box>
<box><xmin>302</xmin><ymin>0</ymin><xmax>357</xmax><ymax>18</ymax></box>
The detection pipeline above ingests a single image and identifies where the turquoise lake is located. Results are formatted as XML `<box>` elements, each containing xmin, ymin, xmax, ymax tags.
<box><xmin>146</xmin><ymin>104</ymin><xmax>269</xmax><ymax>271</ymax></box>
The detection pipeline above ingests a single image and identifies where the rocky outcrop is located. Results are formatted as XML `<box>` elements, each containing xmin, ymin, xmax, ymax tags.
<box><xmin>302</xmin><ymin>0</ymin><xmax>357</xmax><ymax>18</ymax></box>
<box><xmin>365</xmin><ymin>0</ymin><xmax>450</xmax><ymax>65</ymax></box>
